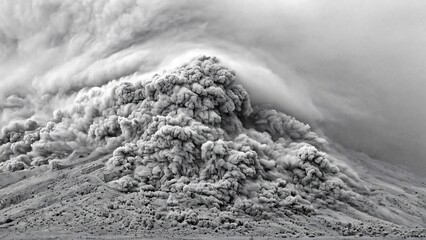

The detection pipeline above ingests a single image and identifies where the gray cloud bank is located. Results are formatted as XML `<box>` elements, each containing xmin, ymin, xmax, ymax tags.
<box><xmin>0</xmin><ymin>0</ymin><xmax>425</xmax><ymax>173</ymax></box>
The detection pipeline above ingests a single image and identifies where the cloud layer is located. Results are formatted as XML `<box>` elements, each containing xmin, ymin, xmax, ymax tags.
<box><xmin>1</xmin><ymin>0</ymin><xmax>425</xmax><ymax>172</ymax></box>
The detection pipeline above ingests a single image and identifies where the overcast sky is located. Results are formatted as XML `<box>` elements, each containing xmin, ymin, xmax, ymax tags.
<box><xmin>1</xmin><ymin>0</ymin><xmax>425</xmax><ymax>172</ymax></box>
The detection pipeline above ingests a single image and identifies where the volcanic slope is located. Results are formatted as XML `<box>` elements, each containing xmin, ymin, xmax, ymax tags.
<box><xmin>0</xmin><ymin>56</ymin><xmax>425</xmax><ymax>239</ymax></box>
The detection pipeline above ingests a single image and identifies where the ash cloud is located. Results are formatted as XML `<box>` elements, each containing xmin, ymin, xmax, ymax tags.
<box><xmin>1</xmin><ymin>0</ymin><xmax>425</xmax><ymax>172</ymax></box>
<box><xmin>0</xmin><ymin>56</ymin><xmax>375</xmax><ymax>221</ymax></box>
<box><xmin>0</xmin><ymin>1</ymin><xmax>426</xmax><ymax>234</ymax></box>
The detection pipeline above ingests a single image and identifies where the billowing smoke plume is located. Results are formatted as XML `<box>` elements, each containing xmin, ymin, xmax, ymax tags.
<box><xmin>0</xmin><ymin>56</ymin><xmax>376</xmax><ymax>222</ymax></box>
<box><xmin>0</xmin><ymin>2</ymin><xmax>426</xmax><ymax>236</ymax></box>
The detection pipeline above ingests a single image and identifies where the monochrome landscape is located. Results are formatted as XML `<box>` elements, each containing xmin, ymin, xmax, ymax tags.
<box><xmin>0</xmin><ymin>1</ymin><xmax>425</xmax><ymax>239</ymax></box>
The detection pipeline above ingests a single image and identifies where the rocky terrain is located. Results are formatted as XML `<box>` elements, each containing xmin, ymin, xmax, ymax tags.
<box><xmin>0</xmin><ymin>57</ymin><xmax>425</xmax><ymax>239</ymax></box>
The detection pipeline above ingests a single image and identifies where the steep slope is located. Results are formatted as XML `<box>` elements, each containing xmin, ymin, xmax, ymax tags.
<box><xmin>0</xmin><ymin>56</ymin><xmax>425</xmax><ymax>239</ymax></box>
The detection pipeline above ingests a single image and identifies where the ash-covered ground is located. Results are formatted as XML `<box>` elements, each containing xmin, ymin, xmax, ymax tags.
<box><xmin>0</xmin><ymin>57</ymin><xmax>425</xmax><ymax>239</ymax></box>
